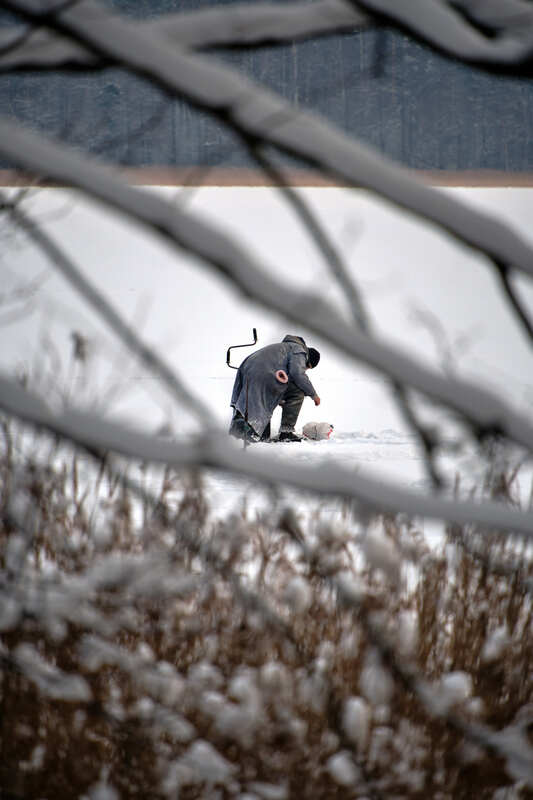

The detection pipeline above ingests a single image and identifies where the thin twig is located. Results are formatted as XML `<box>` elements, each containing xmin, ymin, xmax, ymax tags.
<box><xmin>0</xmin><ymin>193</ymin><xmax>212</xmax><ymax>426</ymax></box>
<box><xmin>494</xmin><ymin>259</ymin><xmax>533</xmax><ymax>344</ymax></box>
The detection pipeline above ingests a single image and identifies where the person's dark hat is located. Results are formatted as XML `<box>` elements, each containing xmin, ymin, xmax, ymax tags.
<box><xmin>308</xmin><ymin>347</ymin><xmax>320</xmax><ymax>368</ymax></box>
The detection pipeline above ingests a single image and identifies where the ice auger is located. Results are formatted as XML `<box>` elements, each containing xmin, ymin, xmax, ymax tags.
<box><xmin>226</xmin><ymin>328</ymin><xmax>258</xmax><ymax>369</ymax></box>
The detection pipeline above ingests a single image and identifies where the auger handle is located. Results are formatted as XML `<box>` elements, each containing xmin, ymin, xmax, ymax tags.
<box><xmin>226</xmin><ymin>328</ymin><xmax>258</xmax><ymax>369</ymax></box>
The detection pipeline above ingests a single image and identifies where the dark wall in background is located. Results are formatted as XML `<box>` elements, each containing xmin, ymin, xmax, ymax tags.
<box><xmin>1</xmin><ymin>0</ymin><xmax>532</xmax><ymax>173</ymax></box>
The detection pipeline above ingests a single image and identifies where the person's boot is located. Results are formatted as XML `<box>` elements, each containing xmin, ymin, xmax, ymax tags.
<box><xmin>278</xmin><ymin>430</ymin><xmax>302</xmax><ymax>443</ymax></box>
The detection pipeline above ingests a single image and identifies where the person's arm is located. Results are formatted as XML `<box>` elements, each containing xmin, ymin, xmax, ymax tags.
<box><xmin>287</xmin><ymin>351</ymin><xmax>318</xmax><ymax>398</ymax></box>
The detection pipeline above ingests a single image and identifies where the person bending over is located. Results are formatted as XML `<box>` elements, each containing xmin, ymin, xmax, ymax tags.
<box><xmin>229</xmin><ymin>334</ymin><xmax>320</xmax><ymax>443</ymax></box>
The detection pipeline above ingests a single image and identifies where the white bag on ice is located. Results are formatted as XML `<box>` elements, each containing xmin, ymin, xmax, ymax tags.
<box><xmin>302</xmin><ymin>421</ymin><xmax>334</xmax><ymax>441</ymax></box>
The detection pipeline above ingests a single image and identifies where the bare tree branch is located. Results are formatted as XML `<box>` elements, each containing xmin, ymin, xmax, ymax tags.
<box><xmin>2</xmin><ymin>2</ymin><xmax>533</xmax><ymax>794</ymax></box>
<box><xmin>0</xmin><ymin>0</ymin><xmax>369</xmax><ymax>70</ymax></box>
<box><xmin>247</xmin><ymin>145</ymin><xmax>369</xmax><ymax>330</ymax></box>
<box><xmin>494</xmin><ymin>259</ymin><xmax>533</xmax><ymax>343</ymax></box>
<box><xmin>3</xmin><ymin>0</ymin><xmax>533</xmax><ymax>358</ymax></box>
<box><xmin>3</xmin><ymin>372</ymin><xmax>533</xmax><ymax>537</ymax></box>
<box><xmin>350</xmin><ymin>0</ymin><xmax>533</xmax><ymax>70</ymax></box>
<box><xmin>0</xmin><ymin>117</ymin><xmax>532</xmax><ymax>452</ymax></box>
<box><xmin>452</xmin><ymin>0</ymin><xmax>533</xmax><ymax>31</ymax></box>
<box><xmin>6</xmin><ymin>0</ymin><xmax>533</xmax><ymax>75</ymax></box>
<box><xmin>0</xmin><ymin>193</ymin><xmax>212</xmax><ymax>426</ymax></box>
<box><xmin>248</xmin><ymin>144</ymin><xmax>445</xmax><ymax>488</ymax></box>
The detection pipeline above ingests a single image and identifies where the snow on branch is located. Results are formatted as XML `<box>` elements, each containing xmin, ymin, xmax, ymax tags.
<box><xmin>13</xmin><ymin>642</ymin><xmax>92</xmax><ymax>702</ymax></box>
<box><xmin>297</xmin><ymin>529</ymin><xmax>533</xmax><ymax>787</ymax></box>
<box><xmin>0</xmin><ymin>0</ymin><xmax>369</xmax><ymax>70</ymax></box>
<box><xmin>0</xmin><ymin>117</ymin><xmax>533</xmax><ymax>452</ymax></box>
<box><xmin>5</xmin><ymin>0</ymin><xmax>533</xmax><ymax>74</ymax></box>
<box><xmin>350</xmin><ymin>0</ymin><xmax>533</xmax><ymax>69</ymax></box>
<box><xmin>3</xmin><ymin>372</ymin><xmax>533</xmax><ymax>537</ymax></box>
<box><xmin>452</xmin><ymin>0</ymin><xmax>533</xmax><ymax>35</ymax></box>
<box><xmin>3</xmin><ymin>3</ymin><xmax>533</xmax><ymax>795</ymax></box>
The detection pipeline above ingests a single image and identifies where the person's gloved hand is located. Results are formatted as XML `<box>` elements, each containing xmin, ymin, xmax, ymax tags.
<box><xmin>313</xmin><ymin>395</ymin><xmax>321</xmax><ymax>406</ymax></box>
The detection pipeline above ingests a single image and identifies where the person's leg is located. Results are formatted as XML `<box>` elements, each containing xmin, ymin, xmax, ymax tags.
<box><xmin>280</xmin><ymin>382</ymin><xmax>304</xmax><ymax>434</ymax></box>
<box><xmin>228</xmin><ymin>410</ymin><xmax>260</xmax><ymax>442</ymax></box>
<box><xmin>260</xmin><ymin>420</ymin><xmax>271</xmax><ymax>441</ymax></box>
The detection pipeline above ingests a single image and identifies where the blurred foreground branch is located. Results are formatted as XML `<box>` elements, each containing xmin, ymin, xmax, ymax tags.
<box><xmin>2</xmin><ymin>372</ymin><xmax>533</xmax><ymax>537</ymax></box>
<box><xmin>0</xmin><ymin>121</ymin><xmax>532</xmax><ymax>455</ymax></box>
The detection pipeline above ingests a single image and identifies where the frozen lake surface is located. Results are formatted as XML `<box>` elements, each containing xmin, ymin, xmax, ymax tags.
<box><xmin>4</xmin><ymin>186</ymin><xmax>533</xmax><ymax>554</ymax></box>
<box><xmin>203</xmin><ymin>428</ymin><xmax>441</xmax><ymax>547</ymax></box>
<box><xmin>208</xmin><ymin>427</ymin><xmax>421</xmax><ymax>502</ymax></box>
<box><xmin>201</xmin><ymin>426</ymin><xmax>533</xmax><ymax>552</ymax></box>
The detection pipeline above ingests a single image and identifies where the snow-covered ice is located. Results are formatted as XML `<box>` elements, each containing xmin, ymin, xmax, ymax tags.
<box><xmin>204</xmin><ymin>429</ymin><xmax>427</xmax><ymax>519</ymax></box>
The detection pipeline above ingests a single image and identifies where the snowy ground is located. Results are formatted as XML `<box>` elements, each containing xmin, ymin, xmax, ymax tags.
<box><xmin>204</xmin><ymin>429</ymin><xmax>444</xmax><ymax>553</ymax></box>
<box><xmin>207</xmin><ymin>429</ymin><xmax>424</xmax><ymax>514</ymax></box>
<box><xmin>203</xmin><ymin>425</ymin><xmax>533</xmax><ymax>552</ymax></box>
<box><xmin>4</xmin><ymin>185</ymin><xmax>533</xmax><ymax>551</ymax></box>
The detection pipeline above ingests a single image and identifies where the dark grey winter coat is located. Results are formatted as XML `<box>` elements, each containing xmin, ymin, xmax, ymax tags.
<box><xmin>230</xmin><ymin>335</ymin><xmax>318</xmax><ymax>437</ymax></box>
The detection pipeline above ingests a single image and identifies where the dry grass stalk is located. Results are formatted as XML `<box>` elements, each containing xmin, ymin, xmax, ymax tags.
<box><xmin>1</xmin><ymin>420</ymin><xmax>533</xmax><ymax>799</ymax></box>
